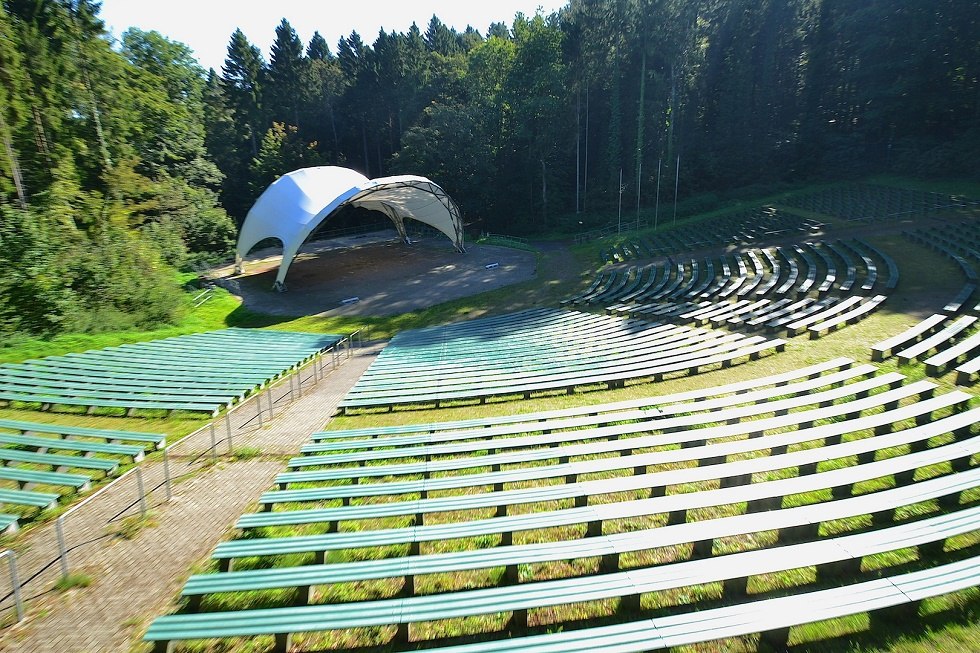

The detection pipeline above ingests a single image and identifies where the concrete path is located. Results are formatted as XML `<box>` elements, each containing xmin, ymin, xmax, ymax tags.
<box><xmin>0</xmin><ymin>342</ymin><xmax>383</xmax><ymax>653</ymax></box>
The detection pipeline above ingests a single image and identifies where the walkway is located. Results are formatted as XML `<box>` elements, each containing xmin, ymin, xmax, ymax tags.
<box><xmin>0</xmin><ymin>342</ymin><xmax>384</xmax><ymax>653</ymax></box>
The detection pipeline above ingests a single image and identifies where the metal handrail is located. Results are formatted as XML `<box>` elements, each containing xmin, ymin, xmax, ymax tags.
<box><xmin>0</xmin><ymin>550</ymin><xmax>23</xmax><ymax>622</ymax></box>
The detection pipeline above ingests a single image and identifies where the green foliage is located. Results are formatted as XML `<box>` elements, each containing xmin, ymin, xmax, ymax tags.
<box><xmin>0</xmin><ymin>7</ymin><xmax>234</xmax><ymax>339</ymax></box>
<box><xmin>194</xmin><ymin>1</ymin><xmax>977</xmax><ymax>232</ymax></box>
<box><xmin>112</xmin><ymin>511</ymin><xmax>158</xmax><ymax>540</ymax></box>
<box><xmin>54</xmin><ymin>572</ymin><xmax>92</xmax><ymax>592</ymax></box>
<box><xmin>0</xmin><ymin>203</ymin><xmax>184</xmax><ymax>337</ymax></box>
<box><xmin>250</xmin><ymin>122</ymin><xmax>323</xmax><ymax>196</ymax></box>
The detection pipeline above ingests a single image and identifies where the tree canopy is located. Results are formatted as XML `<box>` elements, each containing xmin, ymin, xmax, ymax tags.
<box><xmin>0</xmin><ymin>0</ymin><xmax>977</xmax><ymax>337</ymax></box>
<box><xmin>200</xmin><ymin>1</ymin><xmax>978</xmax><ymax>233</ymax></box>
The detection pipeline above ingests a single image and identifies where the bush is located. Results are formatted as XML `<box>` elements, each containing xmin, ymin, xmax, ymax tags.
<box><xmin>0</xmin><ymin>204</ymin><xmax>184</xmax><ymax>337</ymax></box>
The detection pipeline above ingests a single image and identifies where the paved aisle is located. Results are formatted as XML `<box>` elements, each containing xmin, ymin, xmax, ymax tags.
<box><xmin>0</xmin><ymin>343</ymin><xmax>384</xmax><ymax>653</ymax></box>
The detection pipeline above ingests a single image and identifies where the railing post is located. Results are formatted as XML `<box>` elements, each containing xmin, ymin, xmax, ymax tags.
<box><xmin>289</xmin><ymin>371</ymin><xmax>296</xmax><ymax>402</ymax></box>
<box><xmin>226</xmin><ymin>412</ymin><xmax>234</xmax><ymax>453</ymax></box>
<box><xmin>4</xmin><ymin>553</ymin><xmax>23</xmax><ymax>622</ymax></box>
<box><xmin>267</xmin><ymin>386</ymin><xmax>274</xmax><ymax>419</ymax></box>
<box><xmin>163</xmin><ymin>449</ymin><xmax>172</xmax><ymax>501</ymax></box>
<box><xmin>55</xmin><ymin>516</ymin><xmax>69</xmax><ymax>579</ymax></box>
<box><xmin>135</xmin><ymin>468</ymin><xmax>147</xmax><ymax>516</ymax></box>
<box><xmin>256</xmin><ymin>392</ymin><xmax>264</xmax><ymax>428</ymax></box>
<box><xmin>209</xmin><ymin>422</ymin><xmax>217</xmax><ymax>463</ymax></box>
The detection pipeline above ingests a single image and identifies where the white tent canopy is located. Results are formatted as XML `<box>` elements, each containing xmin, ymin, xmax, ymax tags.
<box><xmin>235</xmin><ymin>166</ymin><xmax>465</xmax><ymax>290</ymax></box>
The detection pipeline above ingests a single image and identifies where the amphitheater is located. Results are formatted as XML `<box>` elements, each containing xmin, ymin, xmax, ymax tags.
<box><xmin>1</xmin><ymin>181</ymin><xmax>979</xmax><ymax>653</ymax></box>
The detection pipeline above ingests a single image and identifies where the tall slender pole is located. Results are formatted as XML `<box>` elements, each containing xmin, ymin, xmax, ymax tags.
<box><xmin>617</xmin><ymin>168</ymin><xmax>623</xmax><ymax>233</ymax></box>
<box><xmin>672</xmin><ymin>155</ymin><xmax>680</xmax><ymax>225</ymax></box>
<box><xmin>636</xmin><ymin>159</ymin><xmax>642</xmax><ymax>229</ymax></box>
<box><xmin>575</xmin><ymin>90</ymin><xmax>581</xmax><ymax>214</ymax></box>
<box><xmin>583</xmin><ymin>87</ymin><xmax>589</xmax><ymax>212</ymax></box>
<box><xmin>654</xmin><ymin>158</ymin><xmax>662</xmax><ymax>230</ymax></box>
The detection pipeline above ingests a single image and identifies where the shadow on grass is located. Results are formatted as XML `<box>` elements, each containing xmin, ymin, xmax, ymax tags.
<box><xmin>223</xmin><ymin>303</ymin><xmax>304</xmax><ymax>329</ymax></box>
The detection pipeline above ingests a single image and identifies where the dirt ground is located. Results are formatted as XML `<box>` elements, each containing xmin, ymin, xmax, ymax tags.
<box><xmin>215</xmin><ymin>230</ymin><xmax>538</xmax><ymax>317</ymax></box>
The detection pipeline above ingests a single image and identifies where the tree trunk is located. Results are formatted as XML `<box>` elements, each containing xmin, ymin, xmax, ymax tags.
<box><xmin>0</xmin><ymin>109</ymin><xmax>27</xmax><ymax>209</ymax></box>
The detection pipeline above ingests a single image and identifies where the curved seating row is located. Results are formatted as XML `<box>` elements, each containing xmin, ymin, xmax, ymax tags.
<box><xmin>905</xmin><ymin>228</ymin><xmax>980</xmax><ymax>314</ymax></box>
<box><xmin>0</xmin><ymin>328</ymin><xmax>341</xmax><ymax>416</ymax></box>
<box><xmin>597</xmin><ymin>239</ymin><xmax>887</xmax><ymax>315</ymax></box>
<box><xmin>872</xmin><ymin>313</ymin><xmax>980</xmax><ymax>382</ymax></box>
<box><xmin>595</xmin><ymin>240</ymin><xmax>892</xmax><ymax>338</ymax></box>
<box><xmin>782</xmin><ymin>183</ymin><xmax>971</xmax><ymax>222</ymax></box>
<box><xmin>339</xmin><ymin>310</ymin><xmax>785</xmax><ymax>412</ymax></box>
<box><xmin>600</xmin><ymin>206</ymin><xmax>823</xmax><ymax>263</ymax></box>
<box><xmin>144</xmin><ymin>358</ymin><xmax>980</xmax><ymax>652</ymax></box>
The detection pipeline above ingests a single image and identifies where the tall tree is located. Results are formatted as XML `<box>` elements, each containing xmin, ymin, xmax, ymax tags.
<box><xmin>221</xmin><ymin>28</ymin><xmax>265</xmax><ymax>157</ymax></box>
<box><xmin>268</xmin><ymin>18</ymin><xmax>306</xmax><ymax>127</ymax></box>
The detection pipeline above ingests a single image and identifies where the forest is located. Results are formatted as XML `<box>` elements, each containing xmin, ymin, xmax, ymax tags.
<box><xmin>0</xmin><ymin>0</ymin><xmax>977</xmax><ymax>337</ymax></box>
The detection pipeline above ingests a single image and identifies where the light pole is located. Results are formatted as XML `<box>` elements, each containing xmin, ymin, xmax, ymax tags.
<box><xmin>654</xmin><ymin>157</ymin><xmax>662</xmax><ymax>230</ymax></box>
<box><xmin>617</xmin><ymin>167</ymin><xmax>624</xmax><ymax>233</ymax></box>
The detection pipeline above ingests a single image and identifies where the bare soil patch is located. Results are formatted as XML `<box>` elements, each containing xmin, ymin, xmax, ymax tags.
<box><xmin>218</xmin><ymin>231</ymin><xmax>537</xmax><ymax>317</ymax></box>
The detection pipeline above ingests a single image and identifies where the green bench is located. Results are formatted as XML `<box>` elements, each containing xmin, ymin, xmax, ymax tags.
<box><xmin>751</xmin><ymin>248</ymin><xmax>781</xmax><ymax>296</ymax></box>
<box><xmin>0</xmin><ymin>368</ymin><xmax>254</xmax><ymax>396</ymax></box>
<box><xmin>707</xmin><ymin>299</ymin><xmax>769</xmax><ymax>326</ymax></box>
<box><xmin>277</xmin><ymin>373</ymin><xmax>911</xmax><ymax>500</ymax></box>
<box><xmin>147</xmin><ymin>506</ymin><xmax>980</xmax><ymax>652</ymax></box>
<box><xmin>854</xmin><ymin>238</ymin><xmax>898</xmax><ymax>290</ymax></box>
<box><xmin>808</xmin><ymin>242</ymin><xmax>837</xmax><ymax>294</ymax></box>
<box><xmin>842</xmin><ymin>240</ymin><xmax>877</xmax><ymax>290</ymax></box>
<box><xmin>0</xmin><ymin>375</ymin><xmax>244</xmax><ymax>402</ymax></box>
<box><xmin>318</xmin><ymin>357</ymin><xmax>858</xmax><ymax>440</ymax></box>
<box><xmin>871</xmin><ymin>313</ymin><xmax>947</xmax><ymax>360</ymax></box>
<box><xmin>340</xmin><ymin>337</ymin><xmax>786</xmax><ymax>411</ymax></box>
<box><xmin>0</xmin><ymin>432</ymin><xmax>145</xmax><ymax>462</ymax></box>
<box><xmin>560</xmin><ymin>270</ymin><xmax>613</xmax><ymax>305</ymax></box>
<box><xmin>792</xmin><ymin>244</ymin><xmax>818</xmax><ymax>294</ymax></box>
<box><xmin>415</xmin><ymin>556</ymin><xmax>980</xmax><ymax>653</ymax></box>
<box><xmin>808</xmin><ymin>294</ymin><xmax>888</xmax><ymax>339</ymax></box>
<box><xmin>772</xmin><ymin>246</ymin><xmax>800</xmax><ymax>294</ymax></box>
<box><xmin>265</xmin><ymin>385</ymin><xmax>964</xmax><ymax>511</ymax></box>
<box><xmin>247</xmin><ymin>388</ymin><xmax>965</xmax><ymax>528</ymax></box>
<box><xmin>0</xmin><ymin>487</ymin><xmax>59</xmax><ymax>511</ymax></box>
<box><xmin>766</xmin><ymin>295</ymin><xmax>848</xmax><ymax>336</ymax></box>
<box><xmin>925</xmin><ymin>329</ymin><xmax>980</xmax><ymax>375</ymax></box>
<box><xmin>715</xmin><ymin>255</ymin><xmax>748</xmax><ymax>299</ymax></box>
<box><xmin>745</xmin><ymin>296</ymin><xmax>813</xmax><ymax>327</ymax></box>
<box><xmin>0</xmin><ymin>513</ymin><xmax>18</xmax><ymax>533</ymax></box>
<box><xmin>216</xmin><ymin>431</ymin><xmax>980</xmax><ymax>570</ymax></box>
<box><xmin>825</xmin><ymin>240</ymin><xmax>858</xmax><ymax>291</ymax></box>
<box><xmin>351</xmin><ymin>327</ymin><xmax>743</xmax><ymax>391</ymax></box>
<box><xmin>955</xmin><ymin>354</ymin><xmax>980</xmax><ymax>386</ymax></box>
<box><xmin>735</xmin><ymin>250</ymin><xmax>764</xmax><ymax>297</ymax></box>
<box><xmin>306</xmin><ymin>367</ymin><xmax>892</xmax><ymax>458</ymax></box>
<box><xmin>5</xmin><ymin>360</ymin><xmax>271</xmax><ymax>386</ymax></box>
<box><xmin>0</xmin><ymin>467</ymin><xmax>91</xmax><ymax>491</ymax></box>
<box><xmin>185</xmin><ymin>479</ymin><xmax>980</xmax><ymax>608</ymax></box>
<box><xmin>727</xmin><ymin>298</ymin><xmax>791</xmax><ymax>327</ymax></box>
<box><xmin>0</xmin><ymin>390</ymin><xmax>223</xmax><ymax>416</ymax></box>
<box><xmin>897</xmin><ymin>315</ymin><xmax>977</xmax><ymax>363</ymax></box>
<box><xmin>0</xmin><ymin>448</ymin><xmax>118</xmax><ymax>475</ymax></box>
<box><xmin>0</xmin><ymin>418</ymin><xmax>165</xmax><ymax>448</ymax></box>
<box><xmin>359</xmin><ymin>322</ymin><xmax>696</xmax><ymax>381</ymax></box>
